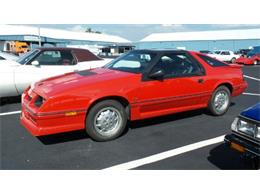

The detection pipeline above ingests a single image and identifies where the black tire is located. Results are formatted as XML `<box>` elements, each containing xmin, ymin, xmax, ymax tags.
<box><xmin>86</xmin><ymin>100</ymin><xmax>127</xmax><ymax>141</ymax></box>
<box><xmin>208</xmin><ymin>86</ymin><xmax>231</xmax><ymax>116</ymax></box>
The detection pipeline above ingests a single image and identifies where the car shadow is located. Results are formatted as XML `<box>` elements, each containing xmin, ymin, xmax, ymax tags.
<box><xmin>37</xmin><ymin>130</ymin><xmax>89</xmax><ymax>145</ymax></box>
<box><xmin>207</xmin><ymin>143</ymin><xmax>249</xmax><ymax>170</ymax></box>
<box><xmin>37</xmin><ymin>109</ymin><xmax>205</xmax><ymax>145</ymax></box>
<box><xmin>129</xmin><ymin>109</ymin><xmax>205</xmax><ymax>129</ymax></box>
<box><xmin>0</xmin><ymin>96</ymin><xmax>21</xmax><ymax>106</ymax></box>
<box><xmin>36</xmin><ymin>102</ymin><xmax>237</xmax><ymax>145</ymax></box>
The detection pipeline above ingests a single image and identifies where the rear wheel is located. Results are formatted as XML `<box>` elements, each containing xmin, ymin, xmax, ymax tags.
<box><xmin>208</xmin><ymin>86</ymin><xmax>231</xmax><ymax>116</ymax></box>
<box><xmin>86</xmin><ymin>100</ymin><xmax>127</xmax><ymax>141</ymax></box>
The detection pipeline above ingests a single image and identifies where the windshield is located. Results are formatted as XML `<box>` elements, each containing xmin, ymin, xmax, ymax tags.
<box><xmin>16</xmin><ymin>49</ymin><xmax>39</xmax><ymax>64</ymax></box>
<box><xmin>214</xmin><ymin>51</ymin><xmax>221</xmax><ymax>54</ymax></box>
<box><xmin>104</xmin><ymin>51</ymin><xmax>157</xmax><ymax>73</ymax></box>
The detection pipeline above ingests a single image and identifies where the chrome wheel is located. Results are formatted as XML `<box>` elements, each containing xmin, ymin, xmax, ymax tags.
<box><xmin>254</xmin><ymin>60</ymin><xmax>258</xmax><ymax>65</ymax></box>
<box><xmin>94</xmin><ymin>107</ymin><xmax>122</xmax><ymax>136</ymax></box>
<box><xmin>214</xmin><ymin>91</ymin><xmax>229</xmax><ymax>113</ymax></box>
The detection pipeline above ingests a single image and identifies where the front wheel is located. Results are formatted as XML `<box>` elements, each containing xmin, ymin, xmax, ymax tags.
<box><xmin>253</xmin><ymin>60</ymin><xmax>259</xmax><ymax>65</ymax></box>
<box><xmin>208</xmin><ymin>86</ymin><xmax>231</xmax><ymax>116</ymax></box>
<box><xmin>86</xmin><ymin>100</ymin><xmax>127</xmax><ymax>141</ymax></box>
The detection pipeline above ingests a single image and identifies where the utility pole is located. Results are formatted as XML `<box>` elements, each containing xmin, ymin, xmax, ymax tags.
<box><xmin>38</xmin><ymin>25</ymin><xmax>41</xmax><ymax>47</ymax></box>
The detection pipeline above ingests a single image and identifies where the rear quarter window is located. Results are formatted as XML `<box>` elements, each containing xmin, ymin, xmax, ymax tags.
<box><xmin>198</xmin><ymin>54</ymin><xmax>228</xmax><ymax>67</ymax></box>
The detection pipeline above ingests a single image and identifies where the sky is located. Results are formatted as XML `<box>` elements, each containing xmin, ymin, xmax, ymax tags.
<box><xmin>31</xmin><ymin>24</ymin><xmax>260</xmax><ymax>42</ymax></box>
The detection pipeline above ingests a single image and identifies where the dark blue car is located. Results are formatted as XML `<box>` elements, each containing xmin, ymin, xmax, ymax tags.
<box><xmin>225</xmin><ymin>103</ymin><xmax>260</xmax><ymax>169</ymax></box>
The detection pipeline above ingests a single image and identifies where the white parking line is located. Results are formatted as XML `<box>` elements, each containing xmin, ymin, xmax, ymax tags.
<box><xmin>103</xmin><ymin>135</ymin><xmax>225</xmax><ymax>170</ymax></box>
<box><xmin>0</xmin><ymin>110</ymin><xmax>21</xmax><ymax>116</ymax></box>
<box><xmin>244</xmin><ymin>75</ymin><xmax>260</xmax><ymax>82</ymax></box>
<box><xmin>243</xmin><ymin>92</ymin><xmax>260</xmax><ymax>96</ymax></box>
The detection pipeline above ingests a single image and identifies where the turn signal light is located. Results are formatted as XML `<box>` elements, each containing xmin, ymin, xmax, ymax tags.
<box><xmin>65</xmin><ymin>111</ymin><xmax>77</xmax><ymax>116</ymax></box>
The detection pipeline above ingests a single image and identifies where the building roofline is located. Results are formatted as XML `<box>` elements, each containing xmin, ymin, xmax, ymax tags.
<box><xmin>139</xmin><ymin>28</ymin><xmax>260</xmax><ymax>42</ymax></box>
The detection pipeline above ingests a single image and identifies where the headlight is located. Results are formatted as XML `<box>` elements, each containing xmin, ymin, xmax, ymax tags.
<box><xmin>256</xmin><ymin>126</ymin><xmax>260</xmax><ymax>140</ymax></box>
<box><xmin>231</xmin><ymin>117</ymin><xmax>260</xmax><ymax>140</ymax></box>
<box><xmin>237</xmin><ymin>120</ymin><xmax>256</xmax><ymax>137</ymax></box>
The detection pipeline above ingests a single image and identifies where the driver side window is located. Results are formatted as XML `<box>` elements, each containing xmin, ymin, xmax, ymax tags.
<box><xmin>152</xmin><ymin>53</ymin><xmax>201</xmax><ymax>78</ymax></box>
<box><xmin>32</xmin><ymin>50</ymin><xmax>75</xmax><ymax>65</ymax></box>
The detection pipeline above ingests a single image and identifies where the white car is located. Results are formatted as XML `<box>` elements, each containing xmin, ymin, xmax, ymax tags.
<box><xmin>0</xmin><ymin>47</ymin><xmax>112</xmax><ymax>98</ymax></box>
<box><xmin>208</xmin><ymin>50</ymin><xmax>240</xmax><ymax>63</ymax></box>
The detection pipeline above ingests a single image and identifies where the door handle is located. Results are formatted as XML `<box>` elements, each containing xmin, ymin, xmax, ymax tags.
<box><xmin>197</xmin><ymin>78</ymin><xmax>204</xmax><ymax>83</ymax></box>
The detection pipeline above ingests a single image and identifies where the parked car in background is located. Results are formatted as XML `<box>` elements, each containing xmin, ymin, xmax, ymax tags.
<box><xmin>0</xmin><ymin>47</ymin><xmax>112</xmax><ymax>98</ymax></box>
<box><xmin>234</xmin><ymin>46</ymin><xmax>260</xmax><ymax>65</ymax></box>
<box><xmin>20</xmin><ymin>50</ymin><xmax>247</xmax><ymax>141</ymax></box>
<box><xmin>225</xmin><ymin>103</ymin><xmax>260</xmax><ymax>169</ymax></box>
<box><xmin>235</xmin><ymin>54</ymin><xmax>260</xmax><ymax>65</ymax></box>
<box><xmin>235</xmin><ymin>49</ymin><xmax>252</xmax><ymax>57</ymax></box>
<box><xmin>208</xmin><ymin>50</ymin><xmax>240</xmax><ymax>63</ymax></box>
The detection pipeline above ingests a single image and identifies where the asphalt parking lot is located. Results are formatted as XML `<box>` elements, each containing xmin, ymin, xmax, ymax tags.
<box><xmin>0</xmin><ymin>66</ymin><xmax>259</xmax><ymax>170</ymax></box>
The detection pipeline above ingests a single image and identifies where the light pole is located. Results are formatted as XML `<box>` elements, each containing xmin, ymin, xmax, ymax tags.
<box><xmin>38</xmin><ymin>25</ymin><xmax>41</xmax><ymax>47</ymax></box>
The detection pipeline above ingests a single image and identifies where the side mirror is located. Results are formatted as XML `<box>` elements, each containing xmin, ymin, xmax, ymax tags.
<box><xmin>149</xmin><ymin>69</ymin><xmax>165</xmax><ymax>80</ymax></box>
<box><xmin>31</xmin><ymin>60</ymin><xmax>40</xmax><ymax>66</ymax></box>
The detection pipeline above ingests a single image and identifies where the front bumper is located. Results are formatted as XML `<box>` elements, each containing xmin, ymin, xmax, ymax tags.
<box><xmin>224</xmin><ymin>133</ymin><xmax>260</xmax><ymax>158</ymax></box>
<box><xmin>20</xmin><ymin>106</ymin><xmax>86</xmax><ymax>136</ymax></box>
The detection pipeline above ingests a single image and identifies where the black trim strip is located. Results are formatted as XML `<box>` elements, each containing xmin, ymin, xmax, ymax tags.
<box><xmin>23</xmin><ymin>104</ymin><xmax>86</xmax><ymax>117</ymax></box>
<box><xmin>131</xmin><ymin>91</ymin><xmax>212</xmax><ymax>106</ymax></box>
<box><xmin>232</xmin><ymin>131</ymin><xmax>260</xmax><ymax>145</ymax></box>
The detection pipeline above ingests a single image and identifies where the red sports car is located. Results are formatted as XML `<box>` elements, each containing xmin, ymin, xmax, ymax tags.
<box><xmin>20</xmin><ymin>50</ymin><xmax>247</xmax><ymax>141</ymax></box>
<box><xmin>235</xmin><ymin>54</ymin><xmax>260</xmax><ymax>65</ymax></box>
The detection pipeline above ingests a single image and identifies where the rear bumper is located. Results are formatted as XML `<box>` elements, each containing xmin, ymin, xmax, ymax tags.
<box><xmin>20</xmin><ymin>107</ymin><xmax>86</xmax><ymax>136</ymax></box>
<box><xmin>224</xmin><ymin>134</ymin><xmax>260</xmax><ymax>157</ymax></box>
<box><xmin>232</xmin><ymin>81</ymin><xmax>248</xmax><ymax>97</ymax></box>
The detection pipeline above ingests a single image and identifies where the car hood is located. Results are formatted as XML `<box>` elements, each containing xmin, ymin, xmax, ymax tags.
<box><xmin>32</xmin><ymin>68</ymin><xmax>137</xmax><ymax>97</ymax></box>
<box><xmin>240</xmin><ymin>103</ymin><xmax>260</xmax><ymax>121</ymax></box>
<box><xmin>0</xmin><ymin>60</ymin><xmax>20</xmax><ymax>66</ymax></box>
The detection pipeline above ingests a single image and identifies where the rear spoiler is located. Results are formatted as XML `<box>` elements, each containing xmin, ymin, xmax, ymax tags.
<box><xmin>228</xmin><ymin>64</ymin><xmax>244</xmax><ymax>68</ymax></box>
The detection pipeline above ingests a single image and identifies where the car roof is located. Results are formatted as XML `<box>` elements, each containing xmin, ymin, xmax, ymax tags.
<box><xmin>36</xmin><ymin>47</ymin><xmax>86</xmax><ymax>52</ymax></box>
<box><xmin>131</xmin><ymin>49</ymin><xmax>188</xmax><ymax>53</ymax></box>
<box><xmin>214</xmin><ymin>50</ymin><xmax>231</xmax><ymax>52</ymax></box>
